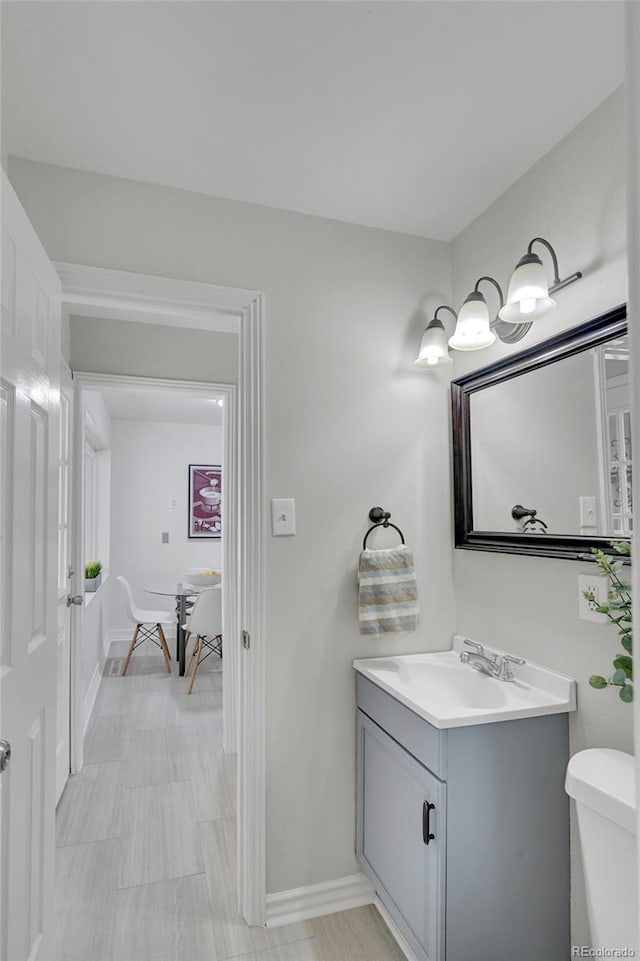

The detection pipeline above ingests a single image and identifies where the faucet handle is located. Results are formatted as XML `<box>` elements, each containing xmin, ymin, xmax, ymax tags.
<box><xmin>463</xmin><ymin>639</ymin><xmax>484</xmax><ymax>655</ymax></box>
<box><xmin>497</xmin><ymin>653</ymin><xmax>526</xmax><ymax>680</ymax></box>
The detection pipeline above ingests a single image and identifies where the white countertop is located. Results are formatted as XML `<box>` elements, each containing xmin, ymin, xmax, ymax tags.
<box><xmin>353</xmin><ymin>635</ymin><xmax>577</xmax><ymax>730</ymax></box>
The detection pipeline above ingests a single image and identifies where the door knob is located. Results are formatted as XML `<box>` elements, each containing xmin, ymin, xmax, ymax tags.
<box><xmin>0</xmin><ymin>739</ymin><xmax>11</xmax><ymax>774</ymax></box>
<box><xmin>67</xmin><ymin>594</ymin><xmax>84</xmax><ymax>607</ymax></box>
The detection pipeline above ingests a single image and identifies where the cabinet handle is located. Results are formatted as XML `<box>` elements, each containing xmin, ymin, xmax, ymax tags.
<box><xmin>423</xmin><ymin>801</ymin><xmax>435</xmax><ymax>845</ymax></box>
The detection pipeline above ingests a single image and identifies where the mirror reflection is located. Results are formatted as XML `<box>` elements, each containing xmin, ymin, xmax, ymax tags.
<box><xmin>470</xmin><ymin>335</ymin><xmax>632</xmax><ymax>536</ymax></box>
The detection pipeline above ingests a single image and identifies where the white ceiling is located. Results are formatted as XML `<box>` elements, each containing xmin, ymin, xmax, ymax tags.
<box><xmin>90</xmin><ymin>386</ymin><xmax>225</xmax><ymax>426</ymax></box>
<box><xmin>1</xmin><ymin>1</ymin><xmax>623</xmax><ymax>241</ymax></box>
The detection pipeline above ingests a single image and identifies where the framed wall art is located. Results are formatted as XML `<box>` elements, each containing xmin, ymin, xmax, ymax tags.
<box><xmin>188</xmin><ymin>464</ymin><xmax>222</xmax><ymax>538</ymax></box>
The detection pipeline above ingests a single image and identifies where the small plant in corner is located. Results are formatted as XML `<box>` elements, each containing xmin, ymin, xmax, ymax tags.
<box><xmin>84</xmin><ymin>560</ymin><xmax>103</xmax><ymax>593</ymax></box>
<box><xmin>584</xmin><ymin>541</ymin><xmax>633</xmax><ymax>703</ymax></box>
<box><xmin>85</xmin><ymin>560</ymin><xmax>102</xmax><ymax>580</ymax></box>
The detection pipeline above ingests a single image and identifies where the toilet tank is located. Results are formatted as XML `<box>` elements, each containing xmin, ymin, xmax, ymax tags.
<box><xmin>565</xmin><ymin>749</ymin><xmax>637</xmax><ymax>955</ymax></box>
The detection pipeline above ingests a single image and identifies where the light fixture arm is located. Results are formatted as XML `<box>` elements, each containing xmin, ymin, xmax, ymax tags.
<box><xmin>527</xmin><ymin>236</ymin><xmax>582</xmax><ymax>294</ymax></box>
<box><xmin>474</xmin><ymin>276</ymin><xmax>505</xmax><ymax>318</ymax></box>
<box><xmin>527</xmin><ymin>237</ymin><xmax>560</xmax><ymax>284</ymax></box>
<box><xmin>433</xmin><ymin>304</ymin><xmax>458</xmax><ymax>328</ymax></box>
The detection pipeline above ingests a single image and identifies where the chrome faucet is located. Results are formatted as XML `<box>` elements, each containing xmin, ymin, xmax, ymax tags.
<box><xmin>459</xmin><ymin>639</ymin><xmax>525</xmax><ymax>682</ymax></box>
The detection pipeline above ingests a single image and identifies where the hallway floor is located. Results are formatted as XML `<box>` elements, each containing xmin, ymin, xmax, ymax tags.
<box><xmin>55</xmin><ymin>641</ymin><xmax>405</xmax><ymax>961</ymax></box>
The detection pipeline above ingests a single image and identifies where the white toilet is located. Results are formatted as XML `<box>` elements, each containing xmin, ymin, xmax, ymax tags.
<box><xmin>565</xmin><ymin>748</ymin><xmax>637</xmax><ymax>954</ymax></box>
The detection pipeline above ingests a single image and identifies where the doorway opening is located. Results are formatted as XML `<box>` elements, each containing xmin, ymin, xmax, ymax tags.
<box><xmin>56</xmin><ymin>263</ymin><xmax>265</xmax><ymax>926</ymax></box>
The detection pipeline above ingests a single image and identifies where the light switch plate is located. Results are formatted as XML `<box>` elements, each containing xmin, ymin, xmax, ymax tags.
<box><xmin>579</xmin><ymin>496</ymin><xmax>597</xmax><ymax>528</ymax></box>
<box><xmin>271</xmin><ymin>498</ymin><xmax>296</xmax><ymax>536</ymax></box>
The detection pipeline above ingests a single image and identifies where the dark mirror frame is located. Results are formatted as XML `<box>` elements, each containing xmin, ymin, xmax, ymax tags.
<box><xmin>451</xmin><ymin>304</ymin><xmax>629</xmax><ymax>561</ymax></box>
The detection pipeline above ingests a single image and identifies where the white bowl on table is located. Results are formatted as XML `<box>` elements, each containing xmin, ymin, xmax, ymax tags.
<box><xmin>183</xmin><ymin>568</ymin><xmax>221</xmax><ymax>587</ymax></box>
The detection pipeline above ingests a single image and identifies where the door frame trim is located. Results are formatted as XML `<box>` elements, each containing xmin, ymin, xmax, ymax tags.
<box><xmin>56</xmin><ymin>262</ymin><xmax>266</xmax><ymax>925</ymax></box>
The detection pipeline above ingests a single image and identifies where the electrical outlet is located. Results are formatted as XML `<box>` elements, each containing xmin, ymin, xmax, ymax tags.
<box><xmin>578</xmin><ymin>574</ymin><xmax>609</xmax><ymax>623</ymax></box>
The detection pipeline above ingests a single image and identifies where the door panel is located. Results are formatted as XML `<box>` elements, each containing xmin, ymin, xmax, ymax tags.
<box><xmin>27</xmin><ymin>401</ymin><xmax>49</xmax><ymax>650</ymax></box>
<box><xmin>55</xmin><ymin>367</ymin><xmax>73</xmax><ymax>802</ymax></box>
<box><xmin>358</xmin><ymin>712</ymin><xmax>446</xmax><ymax>961</ymax></box>
<box><xmin>0</xmin><ymin>170</ymin><xmax>61</xmax><ymax>961</ymax></box>
<box><xmin>0</xmin><ymin>380</ymin><xmax>14</xmax><ymax>670</ymax></box>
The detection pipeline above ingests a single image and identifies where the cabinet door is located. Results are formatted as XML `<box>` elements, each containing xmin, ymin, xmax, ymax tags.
<box><xmin>357</xmin><ymin>711</ymin><xmax>445</xmax><ymax>961</ymax></box>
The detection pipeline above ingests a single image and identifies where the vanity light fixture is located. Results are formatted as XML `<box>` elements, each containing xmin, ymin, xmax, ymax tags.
<box><xmin>499</xmin><ymin>236</ymin><xmax>583</xmax><ymax>325</ymax></box>
<box><xmin>415</xmin><ymin>237</ymin><xmax>583</xmax><ymax>370</ymax></box>
<box><xmin>414</xmin><ymin>305</ymin><xmax>456</xmax><ymax>368</ymax></box>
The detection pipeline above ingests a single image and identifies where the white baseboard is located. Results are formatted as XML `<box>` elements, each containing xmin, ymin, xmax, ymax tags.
<box><xmin>374</xmin><ymin>897</ymin><xmax>421</xmax><ymax>961</ymax></box>
<box><xmin>83</xmin><ymin>661</ymin><xmax>102</xmax><ymax>736</ymax></box>
<box><xmin>265</xmin><ymin>873</ymin><xmax>375</xmax><ymax>928</ymax></box>
<box><xmin>106</xmin><ymin>628</ymin><xmax>134</xmax><ymax>649</ymax></box>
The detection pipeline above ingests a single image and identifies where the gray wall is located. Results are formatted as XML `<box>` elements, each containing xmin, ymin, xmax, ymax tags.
<box><xmin>450</xmin><ymin>89</ymin><xmax>630</xmax><ymax>946</ymax></box>
<box><xmin>8</xmin><ymin>155</ymin><xmax>456</xmax><ymax>894</ymax></box>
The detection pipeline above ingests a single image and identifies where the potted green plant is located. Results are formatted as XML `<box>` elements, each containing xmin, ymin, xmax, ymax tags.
<box><xmin>84</xmin><ymin>560</ymin><xmax>103</xmax><ymax>593</ymax></box>
<box><xmin>585</xmin><ymin>541</ymin><xmax>633</xmax><ymax>703</ymax></box>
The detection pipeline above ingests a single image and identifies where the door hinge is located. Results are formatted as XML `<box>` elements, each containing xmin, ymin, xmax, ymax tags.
<box><xmin>242</xmin><ymin>630</ymin><xmax>251</xmax><ymax>650</ymax></box>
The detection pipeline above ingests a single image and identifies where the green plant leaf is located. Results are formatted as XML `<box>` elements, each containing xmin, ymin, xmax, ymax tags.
<box><xmin>588</xmin><ymin>540</ymin><xmax>633</xmax><ymax>697</ymax></box>
<box><xmin>619</xmin><ymin>684</ymin><xmax>634</xmax><ymax>703</ymax></box>
<box><xmin>611</xmin><ymin>540</ymin><xmax>631</xmax><ymax>556</ymax></box>
<box><xmin>613</xmin><ymin>656</ymin><xmax>633</xmax><ymax>680</ymax></box>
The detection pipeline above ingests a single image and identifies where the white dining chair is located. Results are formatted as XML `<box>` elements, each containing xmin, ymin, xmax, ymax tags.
<box><xmin>117</xmin><ymin>575</ymin><xmax>174</xmax><ymax>676</ymax></box>
<box><xmin>183</xmin><ymin>586</ymin><xmax>222</xmax><ymax>694</ymax></box>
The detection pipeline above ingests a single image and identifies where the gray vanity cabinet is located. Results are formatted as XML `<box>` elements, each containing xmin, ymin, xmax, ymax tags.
<box><xmin>356</xmin><ymin>674</ymin><xmax>571</xmax><ymax>961</ymax></box>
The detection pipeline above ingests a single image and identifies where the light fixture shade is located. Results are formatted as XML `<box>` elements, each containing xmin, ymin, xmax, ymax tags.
<box><xmin>498</xmin><ymin>253</ymin><xmax>556</xmax><ymax>324</ymax></box>
<box><xmin>414</xmin><ymin>319</ymin><xmax>452</xmax><ymax>368</ymax></box>
<box><xmin>448</xmin><ymin>292</ymin><xmax>496</xmax><ymax>351</ymax></box>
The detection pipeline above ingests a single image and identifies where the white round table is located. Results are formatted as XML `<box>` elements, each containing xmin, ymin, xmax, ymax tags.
<box><xmin>144</xmin><ymin>582</ymin><xmax>220</xmax><ymax>675</ymax></box>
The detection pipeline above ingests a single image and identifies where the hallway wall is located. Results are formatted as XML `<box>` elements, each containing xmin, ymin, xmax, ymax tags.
<box><xmin>108</xmin><ymin>419</ymin><xmax>224</xmax><ymax>634</ymax></box>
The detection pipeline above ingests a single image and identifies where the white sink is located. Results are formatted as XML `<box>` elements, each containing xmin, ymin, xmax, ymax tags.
<box><xmin>353</xmin><ymin>634</ymin><xmax>577</xmax><ymax>729</ymax></box>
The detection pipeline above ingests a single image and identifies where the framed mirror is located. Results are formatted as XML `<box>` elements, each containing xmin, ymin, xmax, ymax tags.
<box><xmin>451</xmin><ymin>304</ymin><xmax>630</xmax><ymax>560</ymax></box>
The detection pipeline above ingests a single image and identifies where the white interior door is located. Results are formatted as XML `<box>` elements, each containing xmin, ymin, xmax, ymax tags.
<box><xmin>0</xmin><ymin>171</ymin><xmax>61</xmax><ymax>961</ymax></box>
<box><xmin>55</xmin><ymin>364</ymin><xmax>74</xmax><ymax>803</ymax></box>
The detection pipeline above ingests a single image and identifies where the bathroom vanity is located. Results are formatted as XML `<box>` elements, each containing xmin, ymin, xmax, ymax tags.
<box><xmin>354</xmin><ymin>639</ymin><xmax>577</xmax><ymax>961</ymax></box>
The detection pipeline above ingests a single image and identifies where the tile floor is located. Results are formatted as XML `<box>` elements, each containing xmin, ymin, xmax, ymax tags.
<box><xmin>55</xmin><ymin>639</ymin><xmax>405</xmax><ymax>961</ymax></box>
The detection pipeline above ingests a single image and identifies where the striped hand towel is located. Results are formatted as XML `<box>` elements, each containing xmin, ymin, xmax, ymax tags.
<box><xmin>357</xmin><ymin>545</ymin><xmax>419</xmax><ymax>636</ymax></box>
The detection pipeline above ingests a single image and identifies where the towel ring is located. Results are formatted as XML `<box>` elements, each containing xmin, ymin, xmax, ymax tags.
<box><xmin>362</xmin><ymin>507</ymin><xmax>406</xmax><ymax>550</ymax></box>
